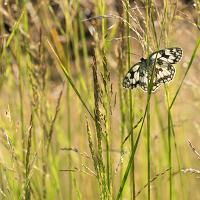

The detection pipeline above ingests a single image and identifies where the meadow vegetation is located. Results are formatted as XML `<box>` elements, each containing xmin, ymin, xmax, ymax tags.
<box><xmin>0</xmin><ymin>0</ymin><xmax>200</xmax><ymax>199</ymax></box>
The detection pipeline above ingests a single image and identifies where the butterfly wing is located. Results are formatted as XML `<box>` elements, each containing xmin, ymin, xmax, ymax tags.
<box><xmin>155</xmin><ymin>62</ymin><xmax>176</xmax><ymax>84</ymax></box>
<box><xmin>149</xmin><ymin>47</ymin><xmax>183</xmax><ymax>65</ymax></box>
<box><xmin>122</xmin><ymin>47</ymin><xmax>183</xmax><ymax>92</ymax></box>
<box><xmin>123</xmin><ymin>62</ymin><xmax>148</xmax><ymax>91</ymax></box>
<box><xmin>122</xmin><ymin>61</ymin><xmax>175</xmax><ymax>92</ymax></box>
<box><xmin>151</xmin><ymin>62</ymin><xmax>176</xmax><ymax>91</ymax></box>
<box><xmin>138</xmin><ymin>63</ymin><xmax>174</xmax><ymax>92</ymax></box>
<box><xmin>148</xmin><ymin>47</ymin><xmax>182</xmax><ymax>91</ymax></box>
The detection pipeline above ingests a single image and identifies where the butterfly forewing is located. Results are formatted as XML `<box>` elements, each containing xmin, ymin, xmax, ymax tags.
<box><xmin>149</xmin><ymin>47</ymin><xmax>183</xmax><ymax>65</ymax></box>
<box><xmin>122</xmin><ymin>47</ymin><xmax>183</xmax><ymax>92</ymax></box>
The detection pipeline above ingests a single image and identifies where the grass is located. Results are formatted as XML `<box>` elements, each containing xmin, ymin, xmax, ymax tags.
<box><xmin>0</xmin><ymin>0</ymin><xmax>200</xmax><ymax>199</ymax></box>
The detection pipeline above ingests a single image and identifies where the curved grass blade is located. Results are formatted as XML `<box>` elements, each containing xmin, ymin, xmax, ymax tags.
<box><xmin>170</xmin><ymin>36</ymin><xmax>200</xmax><ymax>109</ymax></box>
<box><xmin>47</xmin><ymin>40</ymin><xmax>95</xmax><ymax>121</ymax></box>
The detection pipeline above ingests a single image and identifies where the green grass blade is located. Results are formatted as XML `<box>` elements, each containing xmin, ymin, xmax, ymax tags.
<box><xmin>5</xmin><ymin>6</ymin><xmax>26</xmax><ymax>48</ymax></box>
<box><xmin>170</xmin><ymin>36</ymin><xmax>200</xmax><ymax>109</ymax></box>
<box><xmin>116</xmin><ymin>93</ymin><xmax>152</xmax><ymax>200</ymax></box>
<box><xmin>47</xmin><ymin>40</ymin><xmax>95</xmax><ymax>121</ymax></box>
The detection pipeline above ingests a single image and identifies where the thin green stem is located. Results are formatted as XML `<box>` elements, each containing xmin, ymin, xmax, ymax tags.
<box><xmin>116</xmin><ymin>91</ymin><xmax>152</xmax><ymax>199</ymax></box>
<box><xmin>169</xmin><ymin>36</ymin><xmax>200</xmax><ymax>109</ymax></box>
<box><xmin>125</xmin><ymin>0</ymin><xmax>135</xmax><ymax>199</ymax></box>
<box><xmin>147</xmin><ymin>103</ymin><xmax>151</xmax><ymax>200</ymax></box>
<box><xmin>145</xmin><ymin>0</ymin><xmax>151</xmax><ymax>199</ymax></box>
<box><xmin>166</xmin><ymin>89</ymin><xmax>172</xmax><ymax>200</ymax></box>
<box><xmin>47</xmin><ymin>40</ymin><xmax>95</xmax><ymax>121</ymax></box>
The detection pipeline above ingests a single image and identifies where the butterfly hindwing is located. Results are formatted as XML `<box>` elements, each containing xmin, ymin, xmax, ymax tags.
<box><xmin>139</xmin><ymin>67</ymin><xmax>148</xmax><ymax>91</ymax></box>
<box><xmin>138</xmin><ymin>63</ymin><xmax>175</xmax><ymax>92</ymax></box>
<box><xmin>155</xmin><ymin>63</ymin><xmax>176</xmax><ymax>84</ymax></box>
<box><xmin>123</xmin><ymin>63</ymin><xmax>147</xmax><ymax>90</ymax></box>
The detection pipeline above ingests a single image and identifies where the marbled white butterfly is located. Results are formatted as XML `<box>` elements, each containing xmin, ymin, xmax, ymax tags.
<box><xmin>123</xmin><ymin>47</ymin><xmax>183</xmax><ymax>91</ymax></box>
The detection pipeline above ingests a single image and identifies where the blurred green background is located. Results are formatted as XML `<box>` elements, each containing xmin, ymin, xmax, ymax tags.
<box><xmin>0</xmin><ymin>0</ymin><xmax>199</xmax><ymax>199</ymax></box>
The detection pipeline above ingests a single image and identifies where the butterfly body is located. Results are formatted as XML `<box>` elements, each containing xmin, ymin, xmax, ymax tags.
<box><xmin>123</xmin><ymin>47</ymin><xmax>183</xmax><ymax>92</ymax></box>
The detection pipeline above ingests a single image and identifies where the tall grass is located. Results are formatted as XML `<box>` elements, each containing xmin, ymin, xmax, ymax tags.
<box><xmin>0</xmin><ymin>0</ymin><xmax>199</xmax><ymax>199</ymax></box>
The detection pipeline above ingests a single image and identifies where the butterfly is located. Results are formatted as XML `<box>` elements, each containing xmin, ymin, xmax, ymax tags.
<box><xmin>122</xmin><ymin>47</ymin><xmax>183</xmax><ymax>92</ymax></box>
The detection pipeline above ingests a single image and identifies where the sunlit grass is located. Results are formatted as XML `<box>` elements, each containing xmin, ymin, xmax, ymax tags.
<box><xmin>0</xmin><ymin>0</ymin><xmax>199</xmax><ymax>199</ymax></box>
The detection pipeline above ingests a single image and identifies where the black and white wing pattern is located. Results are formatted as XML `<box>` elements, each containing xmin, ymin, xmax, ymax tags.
<box><xmin>123</xmin><ymin>47</ymin><xmax>183</xmax><ymax>92</ymax></box>
<box><xmin>122</xmin><ymin>62</ymin><xmax>148</xmax><ymax>91</ymax></box>
<box><xmin>149</xmin><ymin>47</ymin><xmax>182</xmax><ymax>64</ymax></box>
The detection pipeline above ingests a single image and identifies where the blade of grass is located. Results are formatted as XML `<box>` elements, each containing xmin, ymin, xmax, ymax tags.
<box><xmin>47</xmin><ymin>40</ymin><xmax>95</xmax><ymax>121</ymax></box>
<box><xmin>166</xmin><ymin>88</ymin><xmax>172</xmax><ymax>199</ymax></box>
<box><xmin>116</xmin><ymin>91</ymin><xmax>152</xmax><ymax>200</ymax></box>
<box><xmin>145</xmin><ymin>0</ymin><xmax>153</xmax><ymax>199</ymax></box>
<box><xmin>170</xmin><ymin>35</ymin><xmax>200</xmax><ymax>109</ymax></box>
<box><xmin>5</xmin><ymin>6</ymin><xmax>26</xmax><ymax>48</ymax></box>
<box><xmin>166</xmin><ymin>28</ymin><xmax>200</xmax><ymax>200</ymax></box>
<box><xmin>123</xmin><ymin>0</ymin><xmax>136</xmax><ymax>198</ymax></box>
